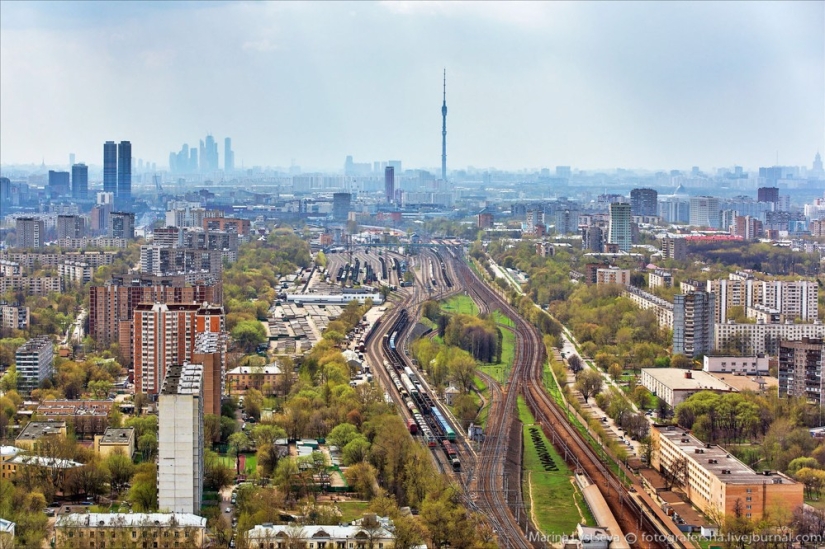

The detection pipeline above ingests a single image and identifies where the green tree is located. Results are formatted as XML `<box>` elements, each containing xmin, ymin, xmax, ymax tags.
<box><xmin>231</xmin><ymin>320</ymin><xmax>267</xmax><ymax>353</ymax></box>
<box><xmin>575</xmin><ymin>369</ymin><xmax>603</xmax><ymax>402</ymax></box>
<box><xmin>129</xmin><ymin>463</ymin><xmax>158</xmax><ymax>511</ymax></box>
<box><xmin>105</xmin><ymin>451</ymin><xmax>135</xmax><ymax>494</ymax></box>
<box><xmin>0</xmin><ymin>364</ymin><xmax>18</xmax><ymax>392</ymax></box>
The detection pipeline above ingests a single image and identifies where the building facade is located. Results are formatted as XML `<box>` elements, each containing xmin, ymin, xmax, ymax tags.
<box><xmin>673</xmin><ymin>291</ymin><xmax>715</xmax><ymax>358</ymax></box>
<box><xmin>608</xmin><ymin>203</ymin><xmax>632</xmax><ymax>252</ymax></box>
<box><xmin>651</xmin><ymin>426</ymin><xmax>801</xmax><ymax>521</ymax></box>
<box><xmin>15</xmin><ymin>218</ymin><xmax>44</xmax><ymax>249</ymax></box>
<box><xmin>778</xmin><ymin>338</ymin><xmax>824</xmax><ymax>404</ymax></box>
<box><xmin>15</xmin><ymin>336</ymin><xmax>54</xmax><ymax>395</ymax></box>
<box><xmin>715</xmin><ymin>320</ymin><xmax>825</xmax><ymax>356</ymax></box>
<box><xmin>158</xmin><ymin>364</ymin><xmax>204</xmax><ymax>514</ymax></box>
<box><xmin>630</xmin><ymin>188</ymin><xmax>658</xmax><ymax>216</ymax></box>
<box><xmin>56</xmin><ymin>513</ymin><xmax>206</xmax><ymax>549</ymax></box>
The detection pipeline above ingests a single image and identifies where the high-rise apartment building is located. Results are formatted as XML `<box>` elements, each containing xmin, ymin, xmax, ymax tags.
<box><xmin>673</xmin><ymin>291</ymin><xmax>715</xmax><ymax>358</ymax></box>
<box><xmin>778</xmin><ymin>338</ymin><xmax>824</xmax><ymax>404</ymax></box>
<box><xmin>689</xmin><ymin>196</ymin><xmax>720</xmax><ymax>229</ymax></box>
<box><xmin>192</xmin><ymin>331</ymin><xmax>226</xmax><ymax>417</ymax></box>
<box><xmin>103</xmin><ymin>141</ymin><xmax>117</xmax><ymax>194</ymax></box>
<box><xmin>57</xmin><ymin>215</ymin><xmax>85</xmax><ymax>240</ymax></box>
<box><xmin>608</xmin><ymin>203</ymin><xmax>632</xmax><ymax>252</ymax></box>
<box><xmin>555</xmin><ymin>209</ymin><xmax>580</xmax><ymax>235</ymax></box>
<box><xmin>88</xmin><ymin>277</ymin><xmax>222</xmax><ymax>348</ymax></box>
<box><xmin>158</xmin><ymin>363</ymin><xmax>204</xmax><ymax>514</ymax></box>
<box><xmin>384</xmin><ymin>166</ymin><xmax>395</xmax><ymax>203</ymax></box>
<box><xmin>117</xmin><ymin>141</ymin><xmax>132</xmax><ymax>203</ymax></box>
<box><xmin>582</xmin><ymin>226</ymin><xmax>604</xmax><ymax>252</ymax></box>
<box><xmin>630</xmin><ymin>188</ymin><xmax>658</xmax><ymax>216</ymax></box>
<box><xmin>71</xmin><ymin>163</ymin><xmax>88</xmax><ymax>199</ymax></box>
<box><xmin>332</xmin><ymin>193</ymin><xmax>351</xmax><ymax>222</ymax></box>
<box><xmin>15</xmin><ymin>218</ymin><xmax>44</xmax><ymax>249</ymax></box>
<box><xmin>754</xmin><ymin>279</ymin><xmax>818</xmax><ymax>323</ymax></box>
<box><xmin>15</xmin><ymin>336</ymin><xmax>54</xmax><ymax>396</ymax></box>
<box><xmin>224</xmin><ymin>138</ymin><xmax>234</xmax><ymax>173</ymax></box>
<box><xmin>110</xmin><ymin>212</ymin><xmax>135</xmax><ymax>239</ymax></box>
<box><xmin>132</xmin><ymin>303</ymin><xmax>224</xmax><ymax>395</ymax></box>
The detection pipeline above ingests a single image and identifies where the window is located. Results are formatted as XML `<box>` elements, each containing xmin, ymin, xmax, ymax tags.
<box><xmin>746</xmin><ymin>497</ymin><xmax>752</xmax><ymax>502</ymax></box>
<box><xmin>746</xmin><ymin>505</ymin><xmax>752</xmax><ymax>510</ymax></box>
<box><xmin>746</xmin><ymin>513</ymin><xmax>752</xmax><ymax>518</ymax></box>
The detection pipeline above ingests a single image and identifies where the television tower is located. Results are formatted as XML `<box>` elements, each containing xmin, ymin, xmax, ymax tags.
<box><xmin>441</xmin><ymin>69</ymin><xmax>447</xmax><ymax>181</ymax></box>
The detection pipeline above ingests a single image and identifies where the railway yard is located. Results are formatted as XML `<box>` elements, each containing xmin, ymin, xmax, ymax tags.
<box><xmin>329</xmin><ymin>242</ymin><xmax>692</xmax><ymax>548</ymax></box>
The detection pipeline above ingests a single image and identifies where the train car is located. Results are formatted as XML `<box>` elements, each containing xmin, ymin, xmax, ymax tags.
<box><xmin>403</xmin><ymin>366</ymin><xmax>416</xmax><ymax>382</ymax></box>
<box><xmin>442</xmin><ymin>440</ymin><xmax>457</xmax><ymax>459</ymax></box>
<box><xmin>405</xmin><ymin>399</ymin><xmax>420</xmax><ymax>416</ymax></box>
<box><xmin>389</xmin><ymin>333</ymin><xmax>397</xmax><ymax>351</ymax></box>
<box><xmin>432</xmin><ymin>407</ymin><xmax>456</xmax><ymax>441</ymax></box>
<box><xmin>406</xmin><ymin>418</ymin><xmax>418</xmax><ymax>435</ymax></box>
<box><xmin>400</xmin><ymin>373</ymin><xmax>418</xmax><ymax>398</ymax></box>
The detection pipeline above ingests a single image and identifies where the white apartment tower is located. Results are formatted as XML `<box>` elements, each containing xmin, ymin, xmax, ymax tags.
<box><xmin>15</xmin><ymin>336</ymin><xmax>54</xmax><ymax>395</ymax></box>
<box><xmin>158</xmin><ymin>363</ymin><xmax>204</xmax><ymax>514</ymax></box>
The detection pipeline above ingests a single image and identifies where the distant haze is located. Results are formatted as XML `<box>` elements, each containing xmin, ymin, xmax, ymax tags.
<box><xmin>1</xmin><ymin>1</ymin><xmax>823</xmax><ymax>171</ymax></box>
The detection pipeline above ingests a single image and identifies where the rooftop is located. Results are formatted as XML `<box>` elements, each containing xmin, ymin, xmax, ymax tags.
<box><xmin>99</xmin><ymin>427</ymin><xmax>135</xmax><ymax>445</ymax></box>
<box><xmin>16</xmin><ymin>420</ymin><xmax>67</xmax><ymax>441</ymax></box>
<box><xmin>0</xmin><ymin>518</ymin><xmax>14</xmax><ymax>533</ymax></box>
<box><xmin>0</xmin><ymin>445</ymin><xmax>21</xmax><ymax>457</ymax></box>
<box><xmin>16</xmin><ymin>336</ymin><xmax>53</xmax><ymax>354</ymax></box>
<box><xmin>227</xmin><ymin>364</ymin><xmax>282</xmax><ymax>375</ymax></box>
<box><xmin>642</xmin><ymin>368</ymin><xmax>733</xmax><ymax>392</ymax></box>
<box><xmin>656</xmin><ymin>426</ymin><xmax>797</xmax><ymax>485</ymax></box>
<box><xmin>161</xmin><ymin>363</ymin><xmax>203</xmax><ymax>396</ymax></box>
<box><xmin>706</xmin><ymin>373</ymin><xmax>779</xmax><ymax>393</ymax></box>
<box><xmin>9</xmin><ymin>455</ymin><xmax>82</xmax><ymax>469</ymax></box>
<box><xmin>56</xmin><ymin>513</ymin><xmax>206</xmax><ymax>529</ymax></box>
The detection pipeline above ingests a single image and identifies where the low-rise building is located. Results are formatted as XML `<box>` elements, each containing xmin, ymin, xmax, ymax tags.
<box><xmin>37</xmin><ymin>400</ymin><xmax>113</xmax><ymax>439</ymax></box>
<box><xmin>4</xmin><ymin>455</ymin><xmax>83</xmax><ymax>480</ymax></box>
<box><xmin>0</xmin><ymin>275</ymin><xmax>62</xmax><ymax>296</ymax></box>
<box><xmin>0</xmin><ymin>445</ymin><xmax>22</xmax><ymax>479</ymax></box>
<box><xmin>94</xmin><ymin>427</ymin><xmax>136</xmax><ymax>459</ymax></box>
<box><xmin>55</xmin><ymin>513</ymin><xmax>207</xmax><ymax>549</ymax></box>
<box><xmin>596</xmin><ymin>267</ymin><xmax>631</xmax><ymax>286</ymax></box>
<box><xmin>246</xmin><ymin>521</ymin><xmax>395</xmax><ymax>549</ymax></box>
<box><xmin>651</xmin><ymin>425</ymin><xmax>802</xmax><ymax>521</ymax></box>
<box><xmin>0</xmin><ymin>518</ymin><xmax>15</xmax><ymax>547</ymax></box>
<box><xmin>703</xmin><ymin>355</ymin><xmax>770</xmax><ymax>376</ymax></box>
<box><xmin>15</xmin><ymin>420</ymin><xmax>67</xmax><ymax>450</ymax></box>
<box><xmin>226</xmin><ymin>364</ymin><xmax>283</xmax><ymax>396</ymax></box>
<box><xmin>648</xmin><ymin>269</ymin><xmax>673</xmax><ymax>289</ymax></box>
<box><xmin>640</xmin><ymin>368</ymin><xmax>733</xmax><ymax>408</ymax></box>
<box><xmin>58</xmin><ymin>261</ymin><xmax>93</xmax><ymax>284</ymax></box>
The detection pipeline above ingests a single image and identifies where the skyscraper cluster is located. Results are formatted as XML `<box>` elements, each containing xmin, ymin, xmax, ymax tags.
<box><xmin>169</xmin><ymin>134</ymin><xmax>233</xmax><ymax>174</ymax></box>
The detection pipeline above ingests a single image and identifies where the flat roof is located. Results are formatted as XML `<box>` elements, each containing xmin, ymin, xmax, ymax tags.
<box><xmin>706</xmin><ymin>373</ymin><xmax>778</xmax><ymax>393</ymax></box>
<box><xmin>656</xmin><ymin>426</ymin><xmax>796</xmax><ymax>485</ymax></box>
<box><xmin>642</xmin><ymin>368</ymin><xmax>733</xmax><ymax>392</ymax></box>
<box><xmin>16</xmin><ymin>420</ymin><xmax>66</xmax><ymax>440</ymax></box>
<box><xmin>100</xmin><ymin>427</ymin><xmax>135</xmax><ymax>445</ymax></box>
<box><xmin>161</xmin><ymin>363</ymin><xmax>203</xmax><ymax>395</ymax></box>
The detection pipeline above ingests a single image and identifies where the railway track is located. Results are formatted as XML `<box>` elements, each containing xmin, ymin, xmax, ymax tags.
<box><xmin>450</xmin><ymin>247</ymin><xmax>681</xmax><ymax>549</ymax></box>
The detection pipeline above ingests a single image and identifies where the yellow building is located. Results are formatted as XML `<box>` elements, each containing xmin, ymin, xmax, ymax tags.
<box><xmin>14</xmin><ymin>420</ymin><xmax>67</xmax><ymax>450</ymax></box>
<box><xmin>94</xmin><ymin>427</ymin><xmax>135</xmax><ymax>459</ymax></box>
<box><xmin>651</xmin><ymin>426</ymin><xmax>803</xmax><ymax>521</ymax></box>
<box><xmin>55</xmin><ymin>513</ymin><xmax>207</xmax><ymax>549</ymax></box>
<box><xmin>0</xmin><ymin>445</ymin><xmax>22</xmax><ymax>480</ymax></box>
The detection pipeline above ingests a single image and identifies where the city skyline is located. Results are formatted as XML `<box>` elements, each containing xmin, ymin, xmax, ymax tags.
<box><xmin>1</xmin><ymin>1</ymin><xmax>823</xmax><ymax>171</ymax></box>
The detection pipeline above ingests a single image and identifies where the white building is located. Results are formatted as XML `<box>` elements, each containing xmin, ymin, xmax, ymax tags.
<box><xmin>714</xmin><ymin>320</ymin><xmax>825</xmax><ymax>356</ymax></box>
<box><xmin>640</xmin><ymin>368</ymin><xmax>734</xmax><ymax>408</ymax></box>
<box><xmin>596</xmin><ymin>267</ymin><xmax>631</xmax><ymax>286</ymax></box>
<box><xmin>703</xmin><ymin>355</ymin><xmax>770</xmax><ymax>376</ymax></box>
<box><xmin>57</xmin><ymin>261</ymin><xmax>92</xmax><ymax>284</ymax></box>
<box><xmin>158</xmin><ymin>363</ymin><xmax>204</xmax><ymax>514</ymax></box>
<box><xmin>15</xmin><ymin>337</ymin><xmax>53</xmax><ymax>395</ymax></box>
<box><xmin>247</xmin><ymin>521</ymin><xmax>396</xmax><ymax>549</ymax></box>
<box><xmin>689</xmin><ymin>196</ymin><xmax>720</xmax><ymax>229</ymax></box>
<box><xmin>648</xmin><ymin>269</ymin><xmax>673</xmax><ymax>289</ymax></box>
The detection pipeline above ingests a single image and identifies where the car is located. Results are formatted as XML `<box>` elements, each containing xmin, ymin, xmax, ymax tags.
<box><xmin>225</xmin><ymin>507</ymin><xmax>232</xmax><ymax>513</ymax></box>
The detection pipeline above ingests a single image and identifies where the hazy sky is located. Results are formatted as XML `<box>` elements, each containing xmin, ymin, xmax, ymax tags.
<box><xmin>1</xmin><ymin>1</ymin><xmax>823</xmax><ymax>172</ymax></box>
